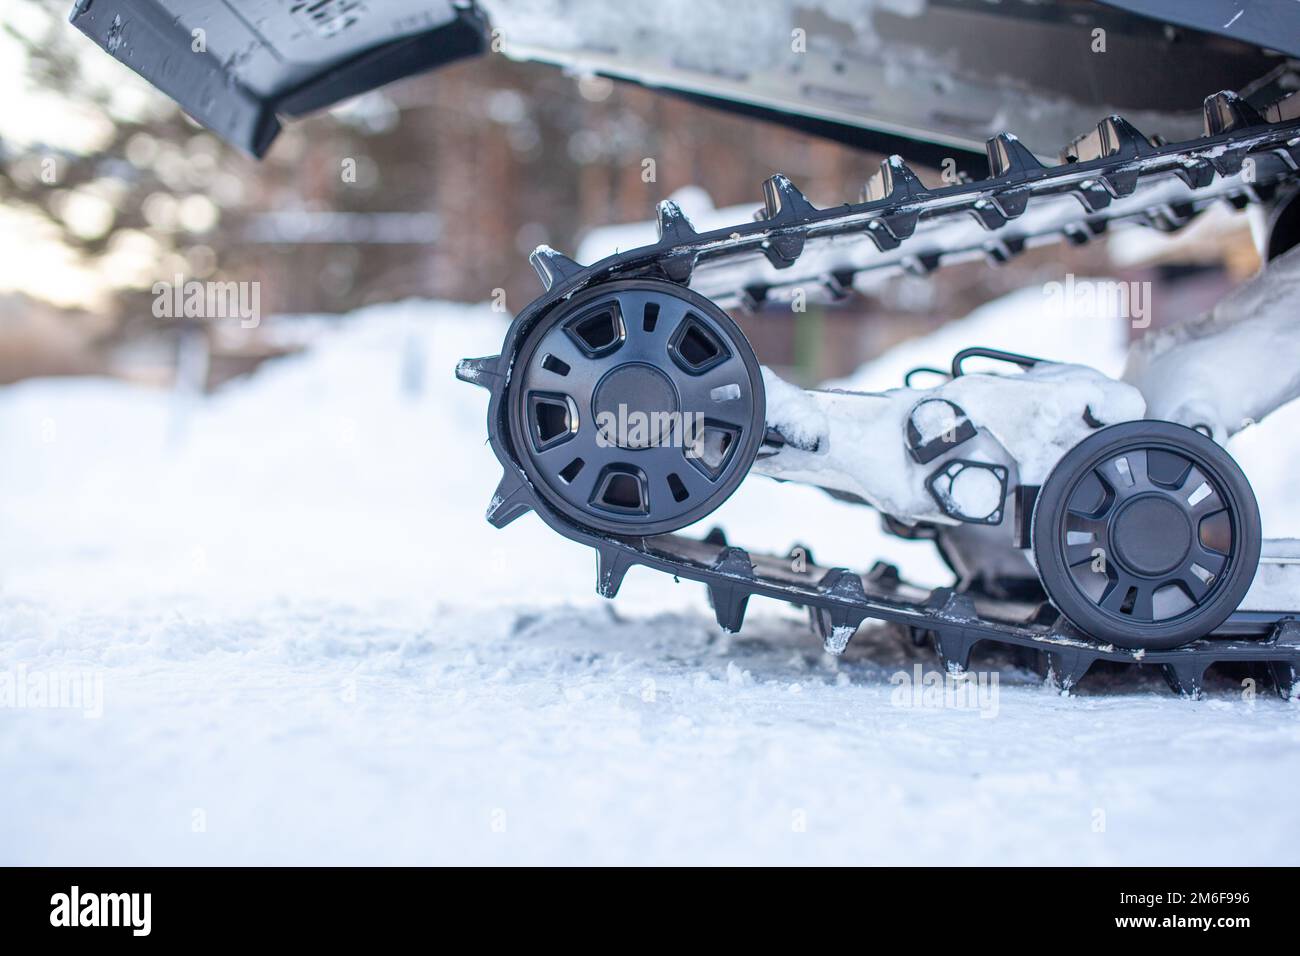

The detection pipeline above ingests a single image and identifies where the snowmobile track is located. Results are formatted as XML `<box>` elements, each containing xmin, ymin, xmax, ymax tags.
<box><xmin>513</xmin><ymin>513</ymin><xmax>1300</xmax><ymax>698</ymax></box>
<box><xmin>460</xmin><ymin>92</ymin><xmax>1300</xmax><ymax>698</ymax></box>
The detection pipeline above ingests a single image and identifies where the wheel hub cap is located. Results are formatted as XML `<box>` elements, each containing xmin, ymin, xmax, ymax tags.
<box><xmin>1111</xmin><ymin>494</ymin><xmax>1191</xmax><ymax>576</ymax></box>
<box><xmin>592</xmin><ymin>363</ymin><xmax>679</xmax><ymax>449</ymax></box>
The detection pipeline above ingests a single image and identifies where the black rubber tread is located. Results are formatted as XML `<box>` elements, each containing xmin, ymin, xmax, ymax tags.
<box><xmin>569</xmin><ymin>524</ymin><xmax>1297</xmax><ymax>698</ymax></box>
<box><xmin>1032</xmin><ymin>421</ymin><xmax>1261</xmax><ymax>650</ymax></box>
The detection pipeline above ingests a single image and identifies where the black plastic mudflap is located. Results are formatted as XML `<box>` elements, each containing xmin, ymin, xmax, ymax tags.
<box><xmin>68</xmin><ymin>0</ymin><xmax>488</xmax><ymax>157</ymax></box>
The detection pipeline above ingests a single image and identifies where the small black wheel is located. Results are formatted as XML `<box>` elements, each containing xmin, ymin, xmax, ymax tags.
<box><xmin>1032</xmin><ymin>421</ymin><xmax>1260</xmax><ymax>650</ymax></box>
<box><xmin>509</xmin><ymin>279</ymin><xmax>765</xmax><ymax>535</ymax></box>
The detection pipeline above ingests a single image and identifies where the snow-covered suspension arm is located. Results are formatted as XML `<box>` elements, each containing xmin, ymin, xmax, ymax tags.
<box><xmin>754</xmin><ymin>242</ymin><xmax>1300</xmax><ymax>528</ymax></box>
<box><xmin>754</xmin><ymin>362</ymin><xmax>1147</xmax><ymax>526</ymax></box>
<box><xmin>1123</xmin><ymin>244</ymin><xmax>1300</xmax><ymax>442</ymax></box>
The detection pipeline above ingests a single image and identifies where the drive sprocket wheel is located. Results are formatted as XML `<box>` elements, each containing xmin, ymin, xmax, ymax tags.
<box><xmin>1032</xmin><ymin>421</ymin><xmax>1261</xmax><ymax>650</ymax></box>
<box><xmin>509</xmin><ymin>279</ymin><xmax>765</xmax><ymax>535</ymax></box>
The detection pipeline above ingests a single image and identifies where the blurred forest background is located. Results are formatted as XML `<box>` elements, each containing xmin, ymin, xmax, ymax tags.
<box><xmin>0</xmin><ymin>0</ymin><xmax>1258</xmax><ymax>389</ymax></box>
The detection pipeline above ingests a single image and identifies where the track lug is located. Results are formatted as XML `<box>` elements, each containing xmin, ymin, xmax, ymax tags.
<box><xmin>708</xmin><ymin>589</ymin><xmax>750</xmax><ymax>633</ymax></box>
<box><xmin>970</xmin><ymin>198</ymin><xmax>1008</xmax><ymax>230</ymax></box>
<box><xmin>982</xmin><ymin>135</ymin><xmax>1040</xmax><ymax>221</ymax></box>
<box><xmin>655</xmin><ymin>199</ymin><xmax>698</xmax><ymax>242</ymax></box>
<box><xmin>932</xmin><ymin>629</ymin><xmax>975</xmax><ymax>674</ymax></box>
<box><xmin>1203</xmin><ymin>90</ymin><xmax>1265</xmax><ymax>137</ymax></box>
<box><xmin>1043</xmin><ymin>647</ymin><xmax>1096</xmax><ymax>693</ymax></box>
<box><xmin>927</xmin><ymin>588</ymin><xmax>979</xmax><ymax>623</ymax></box>
<box><xmin>761</xmin><ymin>174</ymin><xmax>818</xmax><ymax>221</ymax></box>
<box><xmin>1072</xmin><ymin>179</ymin><xmax>1113</xmax><ymax>213</ymax></box>
<box><xmin>528</xmin><ymin>245</ymin><xmax>584</xmax><ymax>291</ymax></box>
<box><xmin>1062</xmin><ymin>116</ymin><xmax>1154</xmax><ymax>198</ymax></box>
<box><xmin>864</xmin><ymin>155</ymin><xmax>930</xmax><ymax>203</ymax></box>
<box><xmin>485</xmin><ymin>470</ymin><xmax>533</xmax><ymax>528</ymax></box>
<box><xmin>658</xmin><ymin>252</ymin><xmax>696</xmax><ymax>283</ymax></box>
<box><xmin>822</xmin><ymin>271</ymin><xmax>852</xmax><ymax>301</ymax></box>
<box><xmin>1200</xmin><ymin>93</ymin><xmax>1265</xmax><ymax>175</ymax></box>
<box><xmin>1099</xmin><ymin>115</ymin><xmax>1158</xmax><ymax>160</ymax></box>
<box><xmin>707</xmin><ymin>547</ymin><xmax>756</xmax><ymax>633</ymax></box>
<box><xmin>882</xmin><ymin>212</ymin><xmax>919</xmax><ymax>241</ymax></box>
<box><xmin>1028</xmin><ymin>602</ymin><xmax>1059</xmax><ymax>627</ymax></box>
<box><xmin>1100</xmin><ymin>168</ymin><xmax>1140</xmax><ymax>198</ymax></box>
<box><xmin>1173</xmin><ymin>160</ymin><xmax>1217</xmax><ymax>190</ymax></box>
<box><xmin>595</xmin><ymin>545</ymin><xmax>636</xmax><ymax>598</ymax></box>
<box><xmin>985</xmin><ymin>132</ymin><xmax>1044</xmax><ymax>178</ymax></box>
<box><xmin>1211</xmin><ymin>151</ymin><xmax>1250</xmax><ymax>177</ymax></box>
<box><xmin>901</xmin><ymin>252</ymin><xmax>942</xmax><ymax>276</ymax></box>
<box><xmin>1063</xmin><ymin>223</ymin><xmax>1089</xmax><ymax>245</ymax></box>
<box><xmin>984</xmin><ymin>235</ymin><xmax>1025</xmax><ymax>264</ymax></box>
<box><xmin>654</xmin><ymin>203</ymin><xmax>699</xmax><ymax>280</ymax></box>
<box><xmin>991</xmin><ymin>187</ymin><xmax>1032</xmax><ymax>220</ymax></box>
<box><xmin>1224</xmin><ymin>189</ymin><xmax>1254</xmax><ymax>210</ymax></box>
<box><xmin>1143</xmin><ymin>202</ymin><xmax>1197</xmax><ymax>231</ymax></box>
<box><xmin>455</xmin><ymin>354</ymin><xmax>502</xmax><ymax>391</ymax></box>
<box><xmin>864</xmin><ymin>219</ymin><xmax>903</xmax><ymax>251</ymax></box>
<box><xmin>1267</xmin><ymin>661</ymin><xmax>1299</xmax><ymax>700</ymax></box>
<box><xmin>710</xmin><ymin>546</ymin><xmax>755</xmax><ymax>576</ymax></box>
<box><xmin>1162</xmin><ymin>660</ymin><xmax>1208</xmax><ymax>699</ymax></box>
<box><xmin>761</xmin><ymin>232</ymin><xmax>806</xmax><ymax>268</ymax></box>
<box><xmin>703</xmin><ymin>526</ymin><xmax>729</xmax><ymax>547</ymax></box>
<box><xmin>866</xmin><ymin>560</ymin><xmax>901</xmax><ymax>589</ymax></box>
<box><xmin>817</xmin><ymin>567</ymin><xmax>869</xmax><ymax>601</ymax></box>
<box><xmin>864</xmin><ymin>156</ymin><xmax>930</xmax><ymax>240</ymax></box>
<box><xmin>811</xmin><ymin>568</ymin><xmax>870</xmax><ymax>655</ymax></box>
<box><xmin>1267</xmin><ymin>620</ymin><xmax>1300</xmax><ymax>699</ymax></box>
<box><xmin>738</xmin><ymin>285</ymin><xmax>768</xmax><ymax>312</ymax></box>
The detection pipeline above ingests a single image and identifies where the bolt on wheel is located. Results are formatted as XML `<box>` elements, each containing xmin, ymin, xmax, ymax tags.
<box><xmin>508</xmin><ymin>279</ymin><xmax>765</xmax><ymax>536</ymax></box>
<box><xmin>1032</xmin><ymin>421</ymin><xmax>1261</xmax><ymax>649</ymax></box>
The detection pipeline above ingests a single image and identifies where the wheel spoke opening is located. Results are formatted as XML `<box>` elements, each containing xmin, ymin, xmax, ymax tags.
<box><xmin>558</xmin><ymin>457</ymin><xmax>584</xmax><ymax>484</ymax></box>
<box><xmin>1152</xmin><ymin>582</ymin><xmax>1195</xmax><ymax>619</ymax></box>
<box><xmin>1097</xmin><ymin>449</ymin><xmax>1148</xmax><ymax>494</ymax></box>
<box><xmin>590</xmin><ymin>464</ymin><xmax>650</xmax><ymax>515</ymax></box>
<box><xmin>669</xmin><ymin>314</ymin><xmax>730</xmax><ymax>374</ymax></box>
<box><xmin>528</xmin><ymin>392</ymin><xmax>578</xmax><ymax>451</ymax></box>
<box><xmin>541</xmin><ymin>353</ymin><xmax>570</xmax><ymax>376</ymax></box>
<box><xmin>1146</xmin><ymin>448</ymin><xmax>1193</xmax><ymax>488</ymax></box>
<box><xmin>565</xmin><ymin>302</ymin><xmax>626</xmax><ymax>357</ymax></box>
<box><xmin>1178</xmin><ymin>563</ymin><xmax>1214</xmax><ymax>601</ymax></box>
<box><xmin>1178</xmin><ymin>465</ymin><xmax>1223</xmax><ymax>516</ymax></box>
<box><xmin>1186</xmin><ymin>480</ymin><xmax>1213</xmax><ymax>508</ymax></box>
<box><xmin>1064</xmin><ymin>534</ymin><xmax>1101</xmax><ymax>567</ymax></box>
<box><xmin>667</xmin><ymin>472</ymin><xmax>689</xmax><ymax>503</ymax></box>
<box><xmin>1198</xmin><ymin>509</ymin><xmax>1232</xmax><ymax>554</ymax></box>
<box><xmin>1099</xmin><ymin>573</ymin><xmax>1138</xmax><ymax>614</ymax></box>
<box><xmin>709</xmin><ymin>383</ymin><xmax>742</xmax><ymax>403</ymax></box>
<box><xmin>687</xmin><ymin>421</ymin><xmax>740</xmax><ymax>480</ymax></box>
<box><xmin>1068</xmin><ymin>562</ymin><xmax>1109</xmax><ymax>602</ymax></box>
<box><xmin>1067</xmin><ymin>471</ymin><xmax>1112</xmax><ymax>518</ymax></box>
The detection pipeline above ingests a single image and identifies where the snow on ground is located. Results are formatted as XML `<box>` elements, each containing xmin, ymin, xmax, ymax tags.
<box><xmin>1</xmin><ymin>296</ymin><xmax>1298</xmax><ymax>866</ymax></box>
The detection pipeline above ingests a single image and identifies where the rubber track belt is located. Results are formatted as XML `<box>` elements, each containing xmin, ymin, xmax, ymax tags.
<box><xmin>460</xmin><ymin>92</ymin><xmax>1300</xmax><ymax>698</ymax></box>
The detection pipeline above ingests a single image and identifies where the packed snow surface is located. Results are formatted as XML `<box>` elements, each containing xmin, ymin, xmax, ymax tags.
<box><xmin>2</xmin><ymin>294</ymin><xmax>1299</xmax><ymax>865</ymax></box>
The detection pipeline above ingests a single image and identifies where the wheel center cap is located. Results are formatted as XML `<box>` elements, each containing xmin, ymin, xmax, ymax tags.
<box><xmin>592</xmin><ymin>363</ymin><xmax>679</xmax><ymax>449</ymax></box>
<box><xmin>1111</xmin><ymin>495</ymin><xmax>1192</xmax><ymax>576</ymax></box>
